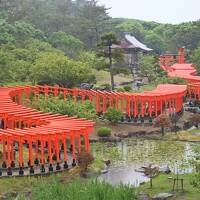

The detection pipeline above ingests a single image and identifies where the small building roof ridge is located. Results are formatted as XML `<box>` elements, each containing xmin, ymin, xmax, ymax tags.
<box><xmin>125</xmin><ymin>34</ymin><xmax>153</xmax><ymax>51</ymax></box>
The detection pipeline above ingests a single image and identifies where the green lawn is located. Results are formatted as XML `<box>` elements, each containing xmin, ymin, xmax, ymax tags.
<box><xmin>138</xmin><ymin>173</ymin><xmax>200</xmax><ymax>200</ymax></box>
<box><xmin>2</xmin><ymin>82</ymin><xmax>32</xmax><ymax>86</ymax></box>
<box><xmin>93</xmin><ymin>69</ymin><xmax>133</xmax><ymax>85</ymax></box>
<box><xmin>132</xmin><ymin>84</ymin><xmax>156</xmax><ymax>93</ymax></box>
<box><xmin>0</xmin><ymin>168</ymin><xmax>81</xmax><ymax>195</ymax></box>
<box><xmin>0</xmin><ymin>176</ymin><xmax>36</xmax><ymax>195</ymax></box>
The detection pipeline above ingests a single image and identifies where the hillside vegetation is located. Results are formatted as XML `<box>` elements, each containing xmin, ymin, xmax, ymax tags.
<box><xmin>1</xmin><ymin>0</ymin><xmax>200</xmax><ymax>84</ymax></box>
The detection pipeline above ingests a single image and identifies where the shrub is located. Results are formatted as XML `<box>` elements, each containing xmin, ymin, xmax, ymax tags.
<box><xmin>154</xmin><ymin>114</ymin><xmax>171</xmax><ymax>136</ymax></box>
<box><xmin>123</xmin><ymin>85</ymin><xmax>132</xmax><ymax>92</ymax></box>
<box><xmin>97</xmin><ymin>127</ymin><xmax>111</xmax><ymax>137</ymax></box>
<box><xmin>100</xmin><ymin>83</ymin><xmax>111</xmax><ymax>87</ymax></box>
<box><xmin>77</xmin><ymin>151</ymin><xmax>94</xmax><ymax>171</ymax></box>
<box><xmin>116</xmin><ymin>87</ymin><xmax>125</xmax><ymax>92</ymax></box>
<box><xmin>104</xmin><ymin>108</ymin><xmax>123</xmax><ymax>124</ymax></box>
<box><xmin>31</xmin><ymin>95</ymin><xmax>96</xmax><ymax>120</ymax></box>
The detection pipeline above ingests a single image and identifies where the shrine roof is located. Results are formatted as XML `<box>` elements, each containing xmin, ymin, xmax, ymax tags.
<box><xmin>112</xmin><ymin>34</ymin><xmax>153</xmax><ymax>51</ymax></box>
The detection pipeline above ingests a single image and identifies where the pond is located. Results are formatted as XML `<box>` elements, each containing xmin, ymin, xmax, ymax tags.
<box><xmin>91</xmin><ymin>138</ymin><xmax>200</xmax><ymax>186</ymax></box>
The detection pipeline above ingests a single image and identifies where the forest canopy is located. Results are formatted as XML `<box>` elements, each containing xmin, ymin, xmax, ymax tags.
<box><xmin>1</xmin><ymin>0</ymin><xmax>200</xmax><ymax>85</ymax></box>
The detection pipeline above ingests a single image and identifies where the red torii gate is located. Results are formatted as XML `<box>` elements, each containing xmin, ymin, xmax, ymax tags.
<box><xmin>160</xmin><ymin>47</ymin><xmax>200</xmax><ymax>100</ymax></box>
<box><xmin>1</xmin><ymin>51</ymin><xmax>193</xmax><ymax>176</ymax></box>
<box><xmin>0</xmin><ymin>86</ymin><xmax>95</xmax><ymax>176</ymax></box>
<box><xmin>31</xmin><ymin>84</ymin><xmax>186</xmax><ymax>120</ymax></box>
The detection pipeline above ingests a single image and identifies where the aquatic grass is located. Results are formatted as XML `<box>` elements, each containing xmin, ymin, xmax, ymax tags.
<box><xmin>90</xmin><ymin>155</ymin><xmax>105</xmax><ymax>172</ymax></box>
<box><xmin>91</xmin><ymin>138</ymin><xmax>199</xmax><ymax>171</ymax></box>
<box><xmin>32</xmin><ymin>178</ymin><xmax>136</xmax><ymax>200</ymax></box>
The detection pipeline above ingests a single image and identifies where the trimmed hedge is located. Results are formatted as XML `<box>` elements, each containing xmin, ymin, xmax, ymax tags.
<box><xmin>104</xmin><ymin>108</ymin><xmax>123</xmax><ymax>124</ymax></box>
<box><xmin>97</xmin><ymin>127</ymin><xmax>111</xmax><ymax>137</ymax></box>
<box><xmin>123</xmin><ymin>85</ymin><xmax>132</xmax><ymax>92</ymax></box>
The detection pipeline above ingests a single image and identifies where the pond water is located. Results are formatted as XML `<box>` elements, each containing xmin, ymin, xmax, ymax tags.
<box><xmin>91</xmin><ymin>138</ymin><xmax>200</xmax><ymax>186</ymax></box>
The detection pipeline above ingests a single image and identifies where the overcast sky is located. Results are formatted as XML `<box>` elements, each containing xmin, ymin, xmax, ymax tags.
<box><xmin>99</xmin><ymin>0</ymin><xmax>200</xmax><ymax>24</ymax></box>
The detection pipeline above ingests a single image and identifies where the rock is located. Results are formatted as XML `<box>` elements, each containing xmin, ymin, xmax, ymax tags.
<box><xmin>80</xmin><ymin>83</ymin><xmax>93</xmax><ymax>90</ymax></box>
<box><xmin>135</xmin><ymin>168</ymin><xmax>145</xmax><ymax>173</ymax></box>
<box><xmin>187</xmin><ymin>126</ymin><xmax>196</xmax><ymax>131</ymax></box>
<box><xmin>104</xmin><ymin>160</ymin><xmax>111</xmax><ymax>166</ymax></box>
<box><xmin>193</xmin><ymin>132</ymin><xmax>200</xmax><ymax>136</ymax></box>
<box><xmin>0</xmin><ymin>192</ymin><xmax>19</xmax><ymax>200</ymax></box>
<box><xmin>141</xmin><ymin>165</ymin><xmax>159</xmax><ymax>176</ymax></box>
<box><xmin>101</xmin><ymin>169</ymin><xmax>109</xmax><ymax>174</ymax></box>
<box><xmin>152</xmin><ymin>192</ymin><xmax>174</xmax><ymax>200</ymax></box>
<box><xmin>89</xmin><ymin>138</ymin><xmax>99</xmax><ymax>143</ymax></box>
<box><xmin>99</xmin><ymin>136</ymin><xmax>121</xmax><ymax>142</ymax></box>
<box><xmin>9</xmin><ymin>192</ymin><xmax>18</xmax><ymax>198</ymax></box>
<box><xmin>137</xmin><ymin>192</ymin><xmax>151</xmax><ymax>200</ymax></box>
<box><xmin>82</xmin><ymin>171</ymin><xmax>99</xmax><ymax>178</ymax></box>
<box><xmin>170</xmin><ymin>126</ymin><xmax>181</xmax><ymax>132</ymax></box>
<box><xmin>0</xmin><ymin>194</ymin><xmax>8</xmax><ymax>200</ymax></box>
<box><xmin>147</xmin><ymin>130</ymin><xmax>160</xmax><ymax>135</ymax></box>
<box><xmin>114</xmin><ymin>133</ymin><xmax>129</xmax><ymax>138</ymax></box>
<box><xmin>183</xmin><ymin>121</ymin><xmax>193</xmax><ymax>130</ymax></box>
<box><xmin>23</xmin><ymin>191</ymin><xmax>32</xmax><ymax>199</ymax></box>
<box><xmin>128</xmin><ymin>131</ymin><xmax>147</xmax><ymax>137</ymax></box>
<box><xmin>159</xmin><ymin>166</ymin><xmax>171</xmax><ymax>174</ymax></box>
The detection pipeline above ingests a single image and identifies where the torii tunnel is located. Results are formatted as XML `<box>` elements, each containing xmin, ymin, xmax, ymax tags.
<box><xmin>0</xmin><ymin>86</ymin><xmax>94</xmax><ymax>176</ymax></box>
<box><xmin>160</xmin><ymin>47</ymin><xmax>200</xmax><ymax>100</ymax></box>
<box><xmin>0</xmin><ymin>47</ymin><xmax>200</xmax><ymax>177</ymax></box>
<box><xmin>32</xmin><ymin>84</ymin><xmax>186</xmax><ymax>119</ymax></box>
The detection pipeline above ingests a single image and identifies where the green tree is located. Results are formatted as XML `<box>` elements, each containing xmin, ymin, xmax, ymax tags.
<box><xmin>193</xmin><ymin>46</ymin><xmax>200</xmax><ymax>73</ymax></box>
<box><xmin>0</xmin><ymin>39</ymin><xmax>61</xmax><ymax>83</ymax></box>
<box><xmin>77</xmin><ymin>0</ymin><xmax>110</xmax><ymax>48</ymax></box>
<box><xmin>116</xmin><ymin>20</ymin><xmax>145</xmax><ymax>41</ymax></box>
<box><xmin>13</xmin><ymin>21</ymin><xmax>45</xmax><ymax>41</ymax></box>
<box><xmin>98</xmin><ymin>32</ymin><xmax>124</xmax><ymax>90</ymax></box>
<box><xmin>77</xmin><ymin>51</ymin><xmax>107</xmax><ymax>71</ymax></box>
<box><xmin>0</xmin><ymin>19</ymin><xmax>45</xmax><ymax>44</ymax></box>
<box><xmin>144</xmin><ymin>31</ymin><xmax>166</xmax><ymax>54</ymax></box>
<box><xmin>49</xmin><ymin>31</ymin><xmax>84</xmax><ymax>57</ymax></box>
<box><xmin>0</xmin><ymin>19</ymin><xmax>15</xmax><ymax>45</ymax></box>
<box><xmin>170</xmin><ymin>22</ymin><xmax>200</xmax><ymax>51</ymax></box>
<box><xmin>139</xmin><ymin>54</ymin><xmax>161</xmax><ymax>83</ymax></box>
<box><xmin>0</xmin><ymin>49</ymin><xmax>14</xmax><ymax>83</ymax></box>
<box><xmin>32</xmin><ymin>52</ymin><xmax>95</xmax><ymax>87</ymax></box>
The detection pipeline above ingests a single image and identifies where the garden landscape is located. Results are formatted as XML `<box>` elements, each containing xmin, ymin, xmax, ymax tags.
<box><xmin>1</xmin><ymin>1</ymin><xmax>200</xmax><ymax>200</ymax></box>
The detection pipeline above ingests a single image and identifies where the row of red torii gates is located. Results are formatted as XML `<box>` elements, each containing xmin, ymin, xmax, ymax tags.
<box><xmin>160</xmin><ymin>47</ymin><xmax>200</xmax><ymax>101</ymax></box>
<box><xmin>1</xmin><ymin>48</ymin><xmax>200</xmax><ymax>176</ymax></box>
<box><xmin>0</xmin><ymin>86</ymin><xmax>94</xmax><ymax>176</ymax></box>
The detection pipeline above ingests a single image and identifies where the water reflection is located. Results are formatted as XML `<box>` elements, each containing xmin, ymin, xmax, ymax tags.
<box><xmin>99</xmin><ymin>164</ymin><xmax>150</xmax><ymax>187</ymax></box>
